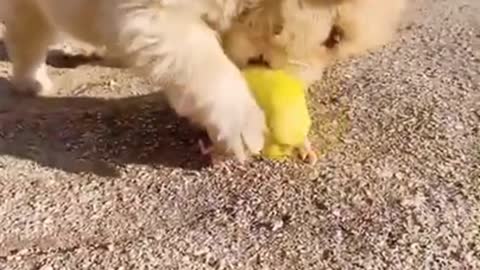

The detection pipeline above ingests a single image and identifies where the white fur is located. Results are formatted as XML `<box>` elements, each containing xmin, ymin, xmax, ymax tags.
<box><xmin>0</xmin><ymin>0</ymin><xmax>267</xmax><ymax>161</ymax></box>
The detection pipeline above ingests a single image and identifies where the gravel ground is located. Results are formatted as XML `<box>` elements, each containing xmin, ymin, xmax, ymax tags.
<box><xmin>0</xmin><ymin>0</ymin><xmax>479</xmax><ymax>269</ymax></box>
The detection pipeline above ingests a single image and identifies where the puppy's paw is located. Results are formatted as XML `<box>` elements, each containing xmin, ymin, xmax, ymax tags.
<box><xmin>200</xmin><ymin>69</ymin><xmax>266</xmax><ymax>162</ymax></box>
<box><xmin>11</xmin><ymin>69</ymin><xmax>53</xmax><ymax>96</ymax></box>
<box><xmin>170</xmin><ymin>63</ymin><xmax>266</xmax><ymax>163</ymax></box>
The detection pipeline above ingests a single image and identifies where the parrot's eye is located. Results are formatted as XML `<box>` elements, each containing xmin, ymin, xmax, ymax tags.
<box><xmin>324</xmin><ymin>25</ymin><xmax>343</xmax><ymax>48</ymax></box>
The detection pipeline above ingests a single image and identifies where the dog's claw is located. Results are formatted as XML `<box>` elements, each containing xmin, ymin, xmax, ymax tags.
<box><xmin>198</xmin><ymin>139</ymin><xmax>214</xmax><ymax>155</ymax></box>
<box><xmin>198</xmin><ymin>139</ymin><xmax>229</xmax><ymax>167</ymax></box>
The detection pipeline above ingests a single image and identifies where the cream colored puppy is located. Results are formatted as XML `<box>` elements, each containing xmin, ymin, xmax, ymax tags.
<box><xmin>0</xmin><ymin>0</ymin><xmax>407</xmax><ymax>162</ymax></box>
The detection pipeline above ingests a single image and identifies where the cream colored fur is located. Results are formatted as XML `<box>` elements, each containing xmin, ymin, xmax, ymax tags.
<box><xmin>223</xmin><ymin>0</ymin><xmax>407</xmax><ymax>85</ymax></box>
<box><xmin>0</xmin><ymin>0</ymin><xmax>406</xmax><ymax>161</ymax></box>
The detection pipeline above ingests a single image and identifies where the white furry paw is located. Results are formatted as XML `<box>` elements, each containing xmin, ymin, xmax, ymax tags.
<box><xmin>10</xmin><ymin>66</ymin><xmax>53</xmax><ymax>96</ymax></box>
<box><xmin>205</xmin><ymin>84</ymin><xmax>266</xmax><ymax>162</ymax></box>
<box><xmin>200</xmin><ymin>72</ymin><xmax>266</xmax><ymax>162</ymax></box>
<box><xmin>11</xmin><ymin>77</ymin><xmax>52</xmax><ymax>96</ymax></box>
<box><xmin>169</xmin><ymin>64</ymin><xmax>266</xmax><ymax>163</ymax></box>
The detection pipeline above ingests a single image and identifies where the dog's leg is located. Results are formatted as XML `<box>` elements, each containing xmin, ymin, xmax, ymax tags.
<box><xmin>115</xmin><ymin>7</ymin><xmax>266</xmax><ymax>162</ymax></box>
<box><xmin>3</xmin><ymin>1</ymin><xmax>56</xmax><ymax>95</ymax></box>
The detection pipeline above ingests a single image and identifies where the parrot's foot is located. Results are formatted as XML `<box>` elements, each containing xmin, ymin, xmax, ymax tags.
<box><xmin>298</xmin><ymin>140</ymin><xmax>318</xmax><ymax>165</ymax></box>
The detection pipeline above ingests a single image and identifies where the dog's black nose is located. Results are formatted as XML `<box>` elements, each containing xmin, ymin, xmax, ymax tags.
<box><xmin>247</xmin><ymin>54</ymin><xmax>271</xmax><ymax>67</ymax></box>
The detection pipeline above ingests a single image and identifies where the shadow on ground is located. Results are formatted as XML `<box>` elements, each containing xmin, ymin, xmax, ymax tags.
<box><xmin>0</xmin><ymin>39</ymin><xmax>351</xmax><ymax>177</ymax></box>
<box><xmin>0</xmin><ymin>78</ymin><xmax>210</xmax><ymax>177</ymax></box>
<box><xmin>0</xmin><ymin>39</ymin><xmax>119</xmax><ymax>69</ymax></box>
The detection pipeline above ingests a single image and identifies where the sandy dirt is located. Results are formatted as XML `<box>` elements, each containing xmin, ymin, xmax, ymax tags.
<box><xmin>0</xmin><ymin>0</ymin><xmax>479</xmax><ymax>269</ymax></box>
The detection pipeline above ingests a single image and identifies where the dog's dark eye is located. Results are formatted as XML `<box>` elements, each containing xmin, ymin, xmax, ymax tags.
<box><xmin>324</xmin><ymin>25</ymin><xmax>343</xmax><ymax>48</ymax></box>
<box><xmin>273</xmin><ymin>24</ymin><xmax>283</xmax><ymax>36</ymax></box>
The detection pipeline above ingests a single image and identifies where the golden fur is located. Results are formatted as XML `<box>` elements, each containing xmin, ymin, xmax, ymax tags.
<box><xmin>223</xmin><ymin>0</ymin><xmax>407</xmax><ymax>85</ymax></box>
<box><xmin>0</xmin><ymin>0</ymin><xmax>406</xmax><ymax>161</ymax></box>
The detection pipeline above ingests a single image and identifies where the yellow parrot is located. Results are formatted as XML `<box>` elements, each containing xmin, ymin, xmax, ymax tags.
<box><xmin>242</xmin><ymin>67</ymin><xmax>317</xmax><ymax>164</ymax></box>
<box><xmin>198</xmin><ymin>67</ymin><xmax>317</xmax><ymax>165</ymax></box>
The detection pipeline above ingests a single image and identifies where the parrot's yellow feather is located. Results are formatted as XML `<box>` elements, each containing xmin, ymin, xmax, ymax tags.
<box><xmin>242</xmin><ymin>67</ymin><xmax>312</xmax><ymax>159</ymax></box>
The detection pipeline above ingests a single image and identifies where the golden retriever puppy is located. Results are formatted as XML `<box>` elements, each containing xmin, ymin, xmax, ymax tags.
<box><xmin>0</xmin><ymin>0</ymin><xmax>406</xmax><ymax>162</ymax></box>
